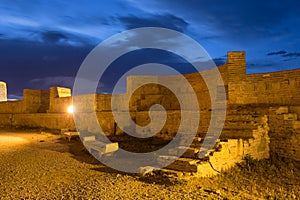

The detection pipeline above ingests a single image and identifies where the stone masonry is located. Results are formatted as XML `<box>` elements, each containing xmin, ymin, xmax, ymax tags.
<box><xmin>0</xmin><ymin>81</ymin><xmax>7</xmax><ymax>102</ymax></box>
<box><xmin>0</xmin><ymin>51</ymin><xmax>299</xmax><ymax>176</ymax></box>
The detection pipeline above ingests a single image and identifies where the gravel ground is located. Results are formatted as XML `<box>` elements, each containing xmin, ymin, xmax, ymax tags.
<box><xmin>0</xmin><ymin>130</ymin><xmax>299</xmax><ymax>199</ymax></box>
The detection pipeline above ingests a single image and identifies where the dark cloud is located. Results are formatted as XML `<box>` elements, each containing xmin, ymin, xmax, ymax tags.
<box><xmin>247</xmin><ymin>62</ymin><xmax>283</xmax><ymax>74</ymax></box>
<box><xmin>118</xmin><ymin>13</ymin><xmax>189</xmax><ymax>32</ymax></box>
<box><xmin>37</xmin><ymin>30</ymin><xmax>95</xmax><ymax>46</ymax></box>
<box><xmin>282</xmin><ymin>58</ymin><xmax>295</xmax><ymax>62</ymax></box>
<box><xmin>282</xmin><ymin>52</ymin><xmax>300</xmax><ymax>57</ymax></box>
<box><xmin>29</xmin><ymin>76</ymin><xmax>75</xmax><ymax>90</ymax></box>
<box><xmin>1</xmin><ymin>0</ymin><xmax>300</xmax><ymax>97</ymax></box>
<box><xmin>133</xmin><ymin>0</ymin><xmax>300</xmax><ymax>43</ymax></box>
<box><xmin>41</xmin><ymin>31</ymin><xmax>68</xmax><ymax>43</ymax></box>
<box><xmin>213</xmin><ymin>57</ymin><xmax>226</xmax><ymax>66</ymax></box>
<box><xmin>0</xmin><ymin>38</ymin><xmax>93</xmax><ymax>96</ymax></box>
<box><xmin>267</xmin><ymin>51</ymin><xmax>287</xmax><ymax>56</ymax></box>
<box><xmin>266</xmin><ymin>51</ymin><xmax>300</xmax><ymax>59</ymax></box>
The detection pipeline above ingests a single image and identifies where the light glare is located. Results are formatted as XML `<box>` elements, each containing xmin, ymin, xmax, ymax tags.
<box><xmin>67</xmin><ymin>105</ymin><xmax>74</xmax><ymax>114</ymax></box>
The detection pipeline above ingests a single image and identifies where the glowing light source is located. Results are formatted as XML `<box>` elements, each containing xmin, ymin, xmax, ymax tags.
<box><xmin>67</xmin><ymin>105</ymin><xmax>74</xmax><ymax>114</ymax></box>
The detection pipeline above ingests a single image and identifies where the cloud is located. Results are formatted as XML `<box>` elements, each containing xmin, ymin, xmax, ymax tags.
<box><xmin>118</xmin><ymin>14</ymin><xmax>189</xmax><ymax>32</ymax></box>
<box><xmin>247</xmin><ymin>62</ymin><xmax>283</xmax><ymax>74</ymax></box>
<box><xmin>7</xmin><ymin>94</ymin><xmax>22</xmax><ymax>101</ymax></box>
<box><xmin>128</xmin><ymin>0</ymin><xmax>300</xmax><ymax>44</ymax></box>
<box><xmin>0</xmin><ymin>22</ymin><xmax>97</xmax><ymax>46</ymax></box>
<box><xmin>267</xmin><ymin>51</ymin><xmax>287</xmax><ymax>56</ymax></box>
<box><xmin>265</xmin><ymin>50</ymin><xmax>300</xmax><ymax>59</ymax></box>
<box><xmin>213</xmin><ymin>57</ymin><xmax>226</xmax><ymax>66</ymax></box>
<box><xmin>38</xmin><ymin>30</ymin><xmax>96</xmax><ymax>46</ymax></box>
<box><xmin>282</xmin><ymin>52</ymin><xmax>300</xmax><ymax>57</ymax></box>
<box><xmin>29</xmin><ymin>76</ymin><xmax>108</xmax><ymax>94</ymax></box>
<box><xmin>29</xmin><ymin>76</ymin><xmax>75</xmax><ymax>89</ymax></box>
<box><xmin>0</xmin><ymin>15</ymin><xmax>39</xmax><ymax>27</ymax></box>
<box><xmin>1</xmin><ymin>0</ymin><xmax>300</xmax><ymax>95</ymax></box>
<box><xmin>41</xmin><ymin>31</ymin><xmax>68</xmax><ymax>44</ymax></box>
<box><xmin>0</xmin><ymin>0</ymin><xmax>155</xmax><ymax>46</ymax></box>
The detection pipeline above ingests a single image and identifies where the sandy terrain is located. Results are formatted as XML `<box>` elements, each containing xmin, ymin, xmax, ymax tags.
<box><xmin>0</xmin><ymin>130</ymin><xmax>299</xmax><ymax>199</ymax></box>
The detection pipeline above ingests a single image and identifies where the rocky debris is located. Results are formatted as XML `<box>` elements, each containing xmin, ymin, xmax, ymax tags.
<box><xmin>0</xmin><ymin>131</ymin><xmax>299</xmax><ymax>199</ymax></box>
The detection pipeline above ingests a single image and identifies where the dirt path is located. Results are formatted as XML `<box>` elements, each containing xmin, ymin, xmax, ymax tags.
<box><xmin>0</xmin><ymin>131</ymin><xmax>299</xmax><ymax>199</ymax></box>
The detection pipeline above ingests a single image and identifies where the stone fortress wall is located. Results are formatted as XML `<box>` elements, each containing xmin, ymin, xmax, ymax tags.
<box><xmin>0</xmin><ymin>52</ymin><xmax>299</xmax><ymax>167</ymax></box>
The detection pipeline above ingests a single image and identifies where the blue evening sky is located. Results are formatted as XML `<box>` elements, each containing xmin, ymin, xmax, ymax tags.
<box><xmin>0</xmin><ymin>0</ymin><xmax>299</xmax><ymax>98</ymax></box>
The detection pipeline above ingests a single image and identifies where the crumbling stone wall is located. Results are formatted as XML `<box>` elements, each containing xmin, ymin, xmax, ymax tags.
<box><xmin>0</xmin><ymin>51</ymin><xmax>299</xmax><ymax>163</ymax></box>
<box><xmin>226</xmin><ymin>52</ymin><xmax>300</xmax><ymax>105</ymax></box>
<box><xmin>268</xmin><ymin>107</ymin><xmax>300</xmax><ymax>161</ymax></box>
<box><xmin>0</xmin><ymin>113</ymin><xmax>75</xmax><ymax>130</ymax></box>
<box><xmin>0</xmin><ymin>81</ymin><xmax>7</xmax><ymax>102</ymax></box>
<box><xmin>0</xmin><ymin>88</ymin><xmax>49</xmax><ymax>114</ymax></box>
<box><xmin>228</xmin><ymin>70</ymin><xmax>300</xmax><ymax>105</ymax></box>
<box><xmin>23</xmin><ymin>89</ymin><xmax>50</xmax><ymax>113</ymax></box>
<box><xmin>0</xmin><ymin>100</ymin><xmax>25</xmax><ymax>113</ymax></box>
<box><xmin>48</xmin><ymin>87</ymin><xmax>72</xmax><ymax>113</ymax></box>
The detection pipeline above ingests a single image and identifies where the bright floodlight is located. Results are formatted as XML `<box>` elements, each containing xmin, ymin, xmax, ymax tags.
<box><xmin>67</xmin><ymin>105</ymin><xmax>74</xmax><ymax>114</ymax></box>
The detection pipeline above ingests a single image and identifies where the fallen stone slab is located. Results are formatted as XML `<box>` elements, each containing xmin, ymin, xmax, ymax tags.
<box><xmin>62</xmin><ymin>131</ymin><xmax>80</xmax><ymax>142</ymax></box>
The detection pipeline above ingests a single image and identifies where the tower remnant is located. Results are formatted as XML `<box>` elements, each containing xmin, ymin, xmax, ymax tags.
<box><xmin>0</xmin><ymin>81</ymin><xmax>7</xmax><ymax>102</ymax></box>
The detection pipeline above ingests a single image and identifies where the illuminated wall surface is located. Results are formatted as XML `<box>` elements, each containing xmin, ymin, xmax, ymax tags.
<box><xmin>0</xmin><ymin>81</ymin><xmax>7</xmax><ymax>102</ymax></box>
<box><xmin>0</xmin><ymin>51</ymin><xmax>299</xmax><ymax>163</ymax></box>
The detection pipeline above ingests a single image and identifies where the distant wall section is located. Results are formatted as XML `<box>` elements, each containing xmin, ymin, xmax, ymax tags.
<box><xmin>226</xmin><ymin>52</ymin><xmax>300</xmax><ymax>105</ymax></box>
<box><xmin>0</xmin><ymin>81</ymin><xmax>7</xmax><ymax>102</ymax></box>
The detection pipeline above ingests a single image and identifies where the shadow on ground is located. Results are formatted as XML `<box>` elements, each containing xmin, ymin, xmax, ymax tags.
<box><xmin>46</xmin><ymin>136</ymin><xmax>176</xmax><ymax>186</ymax></box>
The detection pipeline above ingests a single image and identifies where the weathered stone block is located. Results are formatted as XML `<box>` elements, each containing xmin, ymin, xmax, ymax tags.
<box><xmin>276</xmin><ymin>107</ymin><xmax>289</xmax><ymax>115</ymax></box>
<box><xmin>293</xmin><ymin>120</ymin><xmax>300</xmax><ymax>130</ymax></box>
<box><xmin>283</xmin><ymin>113</ymin><xmax>297</xmax><ymax>121</ymax></box>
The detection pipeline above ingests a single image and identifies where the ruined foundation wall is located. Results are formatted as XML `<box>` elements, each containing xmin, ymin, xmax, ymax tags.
<box><xmin>0</xmin><ymin>89</ymin><xmax>50</xmax><ymax>114</ymax></box>
<box><xmin>0</xmin><ymin>113</ymin><xmax>75</xmax><ymax>130</ymax></box>
<box><xmin>268</xmin><ymin>107</ymin><xmax>300</xmax><ymax>161</ymax></box>
<box><xmin>0</xmin><ymin>51</ymin><xmax>299</xmax><ymax>162</ymax></box>
<box><xmin>0</xmin><ymin>100</ymin><xmax>25</xmax><ymax>113</ymax></box>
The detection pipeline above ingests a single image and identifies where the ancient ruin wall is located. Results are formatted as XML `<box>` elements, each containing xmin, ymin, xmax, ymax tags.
<box><xmin>226</xmin><ymin>52</ymin><xmax>300</xmax><ymax>105</ymax></box>
<box><xmin>268</xmin><ymin>106</ymin><xmax>300</xmax><ymax>161</ymax></box>
<box><xmin>228</xmin><ymin>69</ymin><xmax>300</xmax><ymax>105</ymax></box>
<box><xmin>0</xmin><ymin>51</ymin><xmax>299</xmax><ymax>162</ymax></box>
<box><xmin>0</xmin><ymin>81</ymin><xmax>7</xmax><ymax>102</ymax></box>
<box><xmin>0</xmin><ymin>89</ymin><xmax>50</xmax><ymax>114</ymax></box>
<box><xmin>23</xmin><ymin>89</ymin><xmax>50</xmax><ymax>113</ymax></box>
